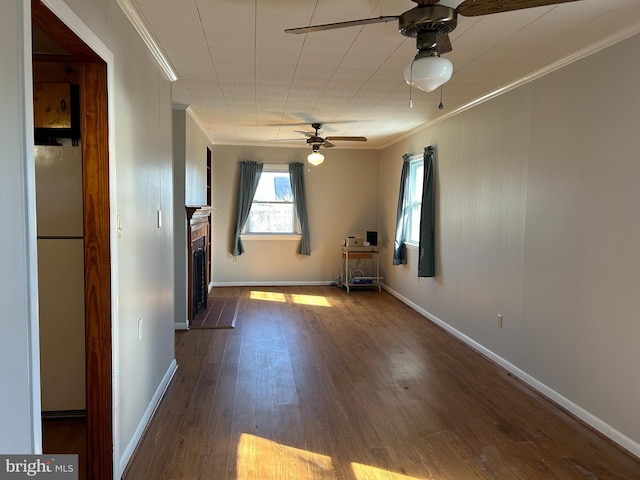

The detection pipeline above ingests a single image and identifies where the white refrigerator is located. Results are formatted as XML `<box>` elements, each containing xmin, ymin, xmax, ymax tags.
<box><xmin>35</xmin><ymin>145</ymin><xmax>86</xmax><ymax>413</ymax></box>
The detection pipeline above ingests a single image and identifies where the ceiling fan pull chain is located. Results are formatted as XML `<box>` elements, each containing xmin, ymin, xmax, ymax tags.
<box><xmin>438</xmin><ymin>85</ymin><xmax>444</xmax><ymax>110</ymax></box>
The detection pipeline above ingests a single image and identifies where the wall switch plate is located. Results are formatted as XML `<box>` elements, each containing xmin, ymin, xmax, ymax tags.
<box><xmin>497</xmin><ymin>314</ymin><xmax>503</xmax><ymax>329</ymax></box>
<box><xmin>138</xmin><ymin>318</ymin><xmax>143</xmax><ymax>340</ymax></box>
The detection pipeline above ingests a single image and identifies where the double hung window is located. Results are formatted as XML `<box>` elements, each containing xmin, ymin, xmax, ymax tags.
<box><xmin>243</xmin><ymin>165</ymin><xmax>299</xmax><ymax>235</ymax></box>
<box><xmin>406</xmin><ymin>155</ymin><xmax>424</xmax><ymax>245</ymax></box>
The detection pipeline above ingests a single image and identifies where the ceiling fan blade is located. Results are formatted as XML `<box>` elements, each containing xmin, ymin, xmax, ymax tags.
<box><xmin>323</xmin><ymin>141</ymin><xmax>336</xmax><ymax>148</ymax></box>
<box><xmin>268</xmin><ymin>138</ymin><xmax>306</xmax><ymax>142</ymax></box>
<box><xmin>293</xmin><ymin>130</ymin><xmax>315</xmax><ymax>137</ymax></box>
<box><xmin>436</xmin><ymin>33</ymin><xmax>452</xmax><ymax>55</ymax></box>
<box><xmin>325</xmin><ymin>136</ymin><xmax>367</xmax><ymax>142</ymax></box>
<box><xmin>285</xmin><ymin>16</ymin><xmax>399</xmax><ymax>34</ymax></box>
<box><xmin>457</xmin><ymin>0</ymin><xmax>583</xmax><ymax>17</ymax></box>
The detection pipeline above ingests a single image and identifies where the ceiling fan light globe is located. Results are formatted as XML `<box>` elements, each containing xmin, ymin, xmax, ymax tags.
<box><xmin>404</xmin><ymin>56</ymin><xmax>453</xmax><ymax>93</ymax></box>
<box><xmin>307</xmin><ymin>151</ymin><xmax>325</xmax><ymax>166</ymax></box>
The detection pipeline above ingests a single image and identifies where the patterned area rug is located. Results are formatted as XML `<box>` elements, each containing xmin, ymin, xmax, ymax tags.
<box><xmin>191</xmin><ymin>296</ymin><xmax>238</xmax><ymax>329</ymax></box>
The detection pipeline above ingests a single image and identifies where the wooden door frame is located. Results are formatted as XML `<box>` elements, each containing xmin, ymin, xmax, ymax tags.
<box><xmin>32</xmin><ymin>2</ymin><xmax>113</xmax><ymax>479</ymax></box>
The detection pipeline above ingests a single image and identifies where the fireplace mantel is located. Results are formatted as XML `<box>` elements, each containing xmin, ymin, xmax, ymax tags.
<box><xmin>186</xmin><ymin>205</ymin><xmax>214</xmax><ymax>224</ymax></box>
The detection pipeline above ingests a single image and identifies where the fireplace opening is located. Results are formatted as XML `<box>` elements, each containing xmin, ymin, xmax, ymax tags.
<box><xmin>186</xmin><ymin>205</ymin><xmax>213</xmax><ymax>325</ymax></box>
<box><xmin>192</xmin><ymin>236</ymin><xmax>207</xmax><ymax>316</ymax></box>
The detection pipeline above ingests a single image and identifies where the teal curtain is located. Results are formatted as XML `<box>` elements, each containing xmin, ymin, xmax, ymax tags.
<box><xmin>418</xmin><ymin>146</ymin><xmax>435</xmax><ymax>277</ymax></box>
<box><xmin>289</xmin><ymin>162</ymin><xmax>311</xmax><ymax>255</ymax></box>
<box><xmin>393</xmin><ymin>154</ymin><xmax>411</xmax><ymax>265</ymax></box>
<box><xmin>232</xmin><ymin>161</ymin><xmax>263</xmax><ymax>256</ymax></box>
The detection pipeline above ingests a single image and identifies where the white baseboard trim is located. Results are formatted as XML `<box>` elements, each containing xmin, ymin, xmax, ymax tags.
<box><xmin>174</xmin><ymin>321</ymin><xmax>189</xmax><ymax>331</ymax></box>
<box><xmin>211</xmin><ymin>281</ymin><xmax>333</xmax><ymax>287</ymax></box>
<box><xmin>381</xmin><ymin>283</ymin><xmax>640</xmax><ymax>459</ymax></box>
<box><xmin>118</xmin><ymin>359</ymin><xmax>178</xmax><ymax>477</ymax></box>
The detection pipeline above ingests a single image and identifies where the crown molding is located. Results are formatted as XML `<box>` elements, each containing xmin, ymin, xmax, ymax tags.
<box><xmin>115</xmin><ymin>0</ymin><xmax>178</xmax><ymax>82</ymax></box>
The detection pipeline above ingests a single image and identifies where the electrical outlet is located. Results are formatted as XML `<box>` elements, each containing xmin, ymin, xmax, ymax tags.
<box><xmin>138</xmin><ymin>318</ymin><xmax>143</xmax><ymax>340</ymax></box>
<box><xmin>497</xmin><ymin>314</ymin><xmax>503</xmax><ymax>329</ymax></box>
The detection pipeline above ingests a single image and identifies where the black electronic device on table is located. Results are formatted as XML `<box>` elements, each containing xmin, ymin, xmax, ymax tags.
<box><xmin>366</xmin><ymin>231</ymin><xmax>378</xmax><ymax>246</ymax></box>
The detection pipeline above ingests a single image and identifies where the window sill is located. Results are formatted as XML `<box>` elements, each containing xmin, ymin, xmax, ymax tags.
<box><xmin>241</xmin><ymin>234</ymin><xmax>301</xmax><ymax>241</ymax></box>
<box><xmin>405</xmin><ymin>241</ymin><xmax>418</xmax><ymax>252</ymax></box>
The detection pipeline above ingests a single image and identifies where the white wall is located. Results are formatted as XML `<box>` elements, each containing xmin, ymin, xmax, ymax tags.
<box><xmin>211</xmin><ymin>145</ymin><xmax>380</xmax><ymax>284</ymax></box>
<box><xmin>81</xmin><ymin>0</ymin><xmax>177</xmax><ymax>473</ymax></box>
<box><xmin>0</xmin><ymin>0</ymin><xmax>41</xmax><ymax>454</ymax></box>
<box><xmin>379</xmin><ymin>32</ymin><xmax>640</xmax><ymax>455</ymax></box>
<box><xmin>172</xmin><ymin>107</ymin><xmax>210</xmax><ymax>328</ymax></box>
<box><xmin>104</xmin><ymin>0</ymin><xmax>176</xmax><ymax>470</ymax></box>
<box><xmin>185</xmin><ymin>110</ymin><xmax>209</xmax><ymax>206</ymax></box>
<box><xmin>172</xmin><ymin>108</ymin><xmax>187</xmax><ymax>328</ymax></box>
<box><xmin>0</xmin><ymin>0</ymin><xmax>177</xmax><ymax>474</ymax></box>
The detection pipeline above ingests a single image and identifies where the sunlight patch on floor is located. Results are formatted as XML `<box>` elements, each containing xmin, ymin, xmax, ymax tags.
<box><xmin>237</xmin><ymin>433</ymin><xmax>334</xmax><ymax>479</ymax></box>
<box><xmin>291</xmin><ymin>294</ymin><xmax>331</xmax><ymax>307</ymax></box>
<box><xmin>250</xmin><ymin>290</ymin><xmax>332</xmax><ymax>307</ymax></box>
<box><xmin>250</xmin><ymin>291</ymin><xmax>287</xmax><ymax>302</ymax></box>
<box><xmin>236</xmin><ymin>433</ymin><xmax>427</xmax><ymax>480</ymax></box>
<box><xmin>352</xmin><ymin>462</ymin><xmax>426</xmax><ymax>480</ymax></box>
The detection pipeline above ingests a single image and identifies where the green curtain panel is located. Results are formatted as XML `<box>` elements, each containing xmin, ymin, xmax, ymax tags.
<box><xmin>232</xmin><ymin>161</ymin><xmax>263</xmax><ymax>256</ymax></box>
<box><xmin>418</xmin><ymin>146</ymin><xmax>435</xmax><ymax>277</ymax></box>
<box><xmin>289</xmin><ymin>162</ymin><xmax>311</xmax><ymax>255</ymax></box>
<box><xmin>393</xmin><ymin>154</ymin><xmax>411</xmax><ymax>265</ymax></box>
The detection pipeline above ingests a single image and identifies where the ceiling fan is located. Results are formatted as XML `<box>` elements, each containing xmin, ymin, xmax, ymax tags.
<box><xmin>278</xmin><ymin>123</ymin><xmax>367</xmax><ymax>165</ymax></box>
<box><xmin>286</xmin><ymin>0</ymin><xmax>583</xmax><ymax>93</ymax></box>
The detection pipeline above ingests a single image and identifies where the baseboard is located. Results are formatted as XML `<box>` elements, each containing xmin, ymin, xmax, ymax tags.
<box><xmin>381</xmin><ymin>283</ymin><xmax>640</xmax><ymax>460</ymax></box>
<box><xmin>118</xmin><ymin>359</ymin><xmax>178</xmax><ymax>477</ymax></box>
<box><xmin>210</xmin><ymin>280</ymin><xmax>333</xmax><ymax>287</ymax></box>
<box><xmin>41</xmin><ymin>409</ymin><xmax>86</xmax><ymax>419</ymax></box>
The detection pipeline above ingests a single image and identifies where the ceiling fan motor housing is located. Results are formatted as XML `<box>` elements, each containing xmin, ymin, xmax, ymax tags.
<box><xmin>307</xmin><ymin>123</ymin><xmax>324</xmax><ymax>145</ymax></box>
<box><xmin>398</xmin><ymin>5</ymin><xmax>457</xmax><ymax>37</ymax></box>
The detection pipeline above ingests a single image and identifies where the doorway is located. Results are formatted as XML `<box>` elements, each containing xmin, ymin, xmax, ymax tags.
<box><xmin>32</xmin><ymin>1</ymin><xmax>112</xmax><ymax>479</ymax></box>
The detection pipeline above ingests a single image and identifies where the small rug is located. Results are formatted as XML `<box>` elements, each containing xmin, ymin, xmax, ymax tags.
<box><xmin>191</xmin><ymin>296</ymin><xmax>239</xmax><ymax>329</ymax></box>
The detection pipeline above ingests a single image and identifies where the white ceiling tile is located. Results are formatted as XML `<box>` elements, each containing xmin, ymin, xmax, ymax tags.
<box><xmin>152</xmin><ymin>24</ymin><xmax>206</xmax><ymax>47</ymax></box>
<box><xmin>127</xmin><ymin>0</ymin><xmax>640</xmax><ymax>147</ymax></box>
<box><xmin>134</xmin><ymin>3</ymin><xmax>201</xmax><ymax>28</ymax></box>
<box><xmin>136</xmin><ymin>0</ymin><xmax>195</xmax><ymax>6</ymax></box>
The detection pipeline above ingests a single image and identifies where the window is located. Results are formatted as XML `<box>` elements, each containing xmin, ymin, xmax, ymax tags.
<box><xmin>406</xmin><ymin>156</ymin><xmax>423</xmax><ymax>244</ymax></box>
<box><xmin>243</xmin><ymin>165</ymin><xmax>299</xmax><ymax>235</ymax></box>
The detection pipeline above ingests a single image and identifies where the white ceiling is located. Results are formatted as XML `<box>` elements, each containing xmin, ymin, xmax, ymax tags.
<box><xmin>127</xmin><ymin>0</ymin><xmax>640</xmax><ymax>148</ymax></box>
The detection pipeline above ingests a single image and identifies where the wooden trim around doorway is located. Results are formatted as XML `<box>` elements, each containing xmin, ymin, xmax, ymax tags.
<box><xmin>81</xmin><ymin>62</ymin><xmax>112</xmax><ymax>480</ymax></box>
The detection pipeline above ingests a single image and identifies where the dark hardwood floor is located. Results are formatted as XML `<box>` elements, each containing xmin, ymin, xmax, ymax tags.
<box><xmin>123</xmin><ymin>286</ymin><xmax>640</xmax><ymax>479</ymax></box>
<box><xmin>42</xmin><ymin>416</ymin><xmax>86</xmax><ymax>478</ymax></box>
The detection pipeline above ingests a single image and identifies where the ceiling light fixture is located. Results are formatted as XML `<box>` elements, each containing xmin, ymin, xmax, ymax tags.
<box><xmin>404</xmin><ymin>28</ymin><xmax>453</xmax><ymax>97</ymax></box>
<box><xmin>404</xmin><ymin>51</ymin><xmax>453</xmax><ymax>93</ymax></box>
<box><xmin>307</xmin><ymin>146</ymin><xmax>324</xmax><ymax>166</ymax></box>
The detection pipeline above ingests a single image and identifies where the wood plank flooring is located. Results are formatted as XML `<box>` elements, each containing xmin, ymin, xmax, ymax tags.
<box><xmin>42</xmin><ymin>417</ymin><xmax>86</xmax><ymax>478</ymax></box>
<box><xmin>123</xmin><ymin>286</ymin><xmax>640</xmax><ymax>479</ymax></box>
